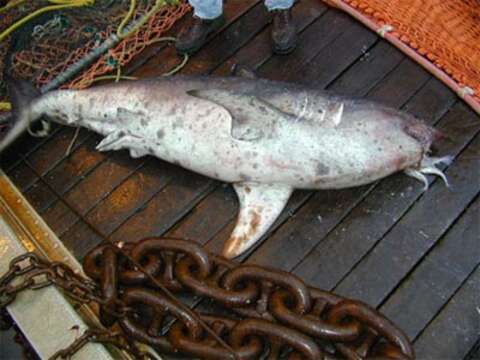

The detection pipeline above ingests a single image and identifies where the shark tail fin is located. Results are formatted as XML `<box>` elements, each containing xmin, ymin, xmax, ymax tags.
<box><xmin>0</xmin><ymin>76</ymin><xmax>42</xmax><ymax>153</ymax></box>
<box><xmin>6</xmin><ymin>75</ymin><xmax>41</xmax><ymax>118</ymax></box>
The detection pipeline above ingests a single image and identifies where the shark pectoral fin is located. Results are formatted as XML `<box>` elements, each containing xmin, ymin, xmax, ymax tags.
<box><xmin>188</xmin><ymin>89</ymin><xmax>294</xmax><ymax>141</ymax></box>
<box><xmin>222</xmin><ymin>182</ymin><xmax>293</xmax><ymax>259</ymax></box>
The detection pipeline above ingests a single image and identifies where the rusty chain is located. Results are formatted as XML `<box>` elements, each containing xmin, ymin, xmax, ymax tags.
<box><xmin>48</xmin><ymin>328</ymin><xmax>157</xmax><ymax>360</ymax></box>
<box><xmin>0</xmin><ymin>252</ymin><xmax>101</xmax><ymax>309</ymax></box>
<box><xmin>1</xmin><ymin>238</ymin><xmax>415</xmax><ymax>359</ymax></box>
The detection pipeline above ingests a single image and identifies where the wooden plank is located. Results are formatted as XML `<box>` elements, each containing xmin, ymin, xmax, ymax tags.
<box><xmin>82</xmin><ymin>159</ymin><xmax>176</xmax><ymax>234</ymax></box>
<box><xmin>333</xmin><ymin>128</ymin><xmax>480</xmax><ymax>305</ymax></box>
<box><xmin>292</xmin><ymin>80</ymin><xmax>460</xmax><ymax>289</ymax></box>
<box><xmin>213</xmin><ymin>0</ymin><xmax>328</xmax><ymax>74</ymax></box>
<box><xmin>62</xmin><ymin>170</ymin><xmax>215</xmax><ymax>259</ymax></box>
<box><xmin>60</xmin><ymin>220</ymin><xmax>103</xmax><ymax>259</ymax></box>
<box><xmin>25</xmin><ymin>134</ymin><xmax>107</xmax><ymax>233</ymax></box>
<box><xmin>328</xmin><ymin>40</ymin><xmax>404</xmax><ymax>96</ymax></box>
<box><xmin>42</xmin><ymin>201</ymin><xmax>80</xmax><ymax>236</ymax></box>
<box><xmin>6</xmin><ymin>162</ymin><xmax>38</xmax><ymax>190</ymax></box>
<box><xmin>39</xmin><ymin>135</ymin><xmax>105</xmax><ymax>195</ymax></box>
<box><xmin>379</xmin><ymin>197</ymin><xmax>479</xmax><ymax>339</ymax></box>
<box><xmin>465</xmin><ymin>339</ymin><xmax>480</xmax><ymax>360</ymax></box>
<box><xmin>5</xmin><ymin>127</ymin><xmax>91</xmax><ymax>191</ymax></box>
<box><xmin>413</xmin><ymin>266</ymin><xmax>480</xmax><ymax>360</ymax></box>
<box><xmin>0</xmin><ymin>124</ymin><xmax>61</xmax><ymax>171</ymax></box>
<box><xmin>368</xmin><ymin>57</ymin><xmax>431</xmax><ymax>108</ymax></box>
<box><xmin>44</xmin><ymin>151</ymin><xmax>142</xmax><ymax>237</ymax></box>
<box><xmin>133</xmin><ymin>0</ymin><xmax>263</xmax><ymax>77</ymax></box>
<box><xmin>22</xmin><ymin>135</ymin><xmax>105</xmax><ymax>212</ymax></box>
<box><xmin>22</xmin><ymin>180</ymin><xmax>57</xmax><ymax>212</ymax></box>
<box><xmin>5</xmin><ymin>118</ymin><xmax>95</xmax><ymax>183</ymax></box>
<box><xmin>296</xmin><ymin>23</ymin><xmax>378</xmax><ymax>87</ymax></box>
<box><xmin>108</xmin><ymin>172</ymin><xmax>216</xmax><ymax>243</ymax></box>
<box><xmin>25</xmin><ymin>128</ymin><xmax>91</xmax><ymax>181</ymax></box>
<box><xmin>166</xmin><ymin>184</ymin><xmax>238</xmax><ymax>244</ymax></box>
<box><xmin>178</xmin><ymin>2</ymin><xmax>271</xmax><ymax>74</ymax></box>
<box><xmin>259</xmin><ymin>10</ymin><xmax>362</xmax><ymax>81</ymax></box>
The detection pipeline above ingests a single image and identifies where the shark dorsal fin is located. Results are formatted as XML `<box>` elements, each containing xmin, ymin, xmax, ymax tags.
<box><xmin>188</xmin><ymin>89</ymin><xmax>295</xmax><ymax>141</ymax></box>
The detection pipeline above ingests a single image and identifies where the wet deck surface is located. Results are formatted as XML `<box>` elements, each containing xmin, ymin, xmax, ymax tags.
<box><xmin>1</xmin><ymin>1</ymin><xmax>479</xmax><ymax>358</ymax></box>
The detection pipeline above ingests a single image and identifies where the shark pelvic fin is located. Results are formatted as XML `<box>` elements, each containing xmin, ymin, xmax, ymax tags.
<box><xmin>222</xmin><ymin>182</ymin><xmax>293</xmax><ymax>259</ymax></box>
<box><xmin>96</xmin><ymin>130</ymin><xmax>146</xmax><ymax>157</ymax></box>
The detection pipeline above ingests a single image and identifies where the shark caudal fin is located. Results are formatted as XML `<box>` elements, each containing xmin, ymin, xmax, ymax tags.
<box><xmin>0</xmin><ymin>76</ymin><xmax>41</xmax><ymax>153</ymax></box>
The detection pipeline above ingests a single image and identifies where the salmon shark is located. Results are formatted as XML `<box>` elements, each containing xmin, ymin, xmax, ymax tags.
<box><xmin>1</xmin><ymin>72</ymin><xmax>452</xmax><ymax>258</ymax></box>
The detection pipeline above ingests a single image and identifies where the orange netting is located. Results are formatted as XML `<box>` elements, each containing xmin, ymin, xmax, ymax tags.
<box><xmin>37</xmin><ymin>2</ymin><xmax>190</xmax><ymax>89</ymax></box>
<box><xmin>0</xmin><ymin>0</ymin><xmax>190</xmax><ymax>100</ymax></box>
<box><xmin>324</xmin><ymin>0</ymin><xmax>480</xmax><ymax>112</ymax></box>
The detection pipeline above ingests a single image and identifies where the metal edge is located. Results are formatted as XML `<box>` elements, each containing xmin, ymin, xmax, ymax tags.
<box><xmin>0</xmin><ymin>169</ymin><xmax>129</xmax><ymax>359</ymax></box>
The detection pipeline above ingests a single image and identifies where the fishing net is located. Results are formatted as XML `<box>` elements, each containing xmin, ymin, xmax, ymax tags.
<box><xmin>0</xmin><ymin>0</ymin><xmax>191</xmax><ymax>110</ymax></box>
<box><xmin>323</xmin><ymin>0</ymin><xmax>480</xmax><ymax>113</ymax></box>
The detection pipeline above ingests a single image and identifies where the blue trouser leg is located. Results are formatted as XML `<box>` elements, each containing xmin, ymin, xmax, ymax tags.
<box><xmin>189</xmin><ymin>0</ymin><xmax>223</xmax><ymax>20</ymax></box>
<box><xmin>264</xmin><ymin>0</ymin><xmax>295</xmax><ymax>11</ymax></box>
<box><xmin>189</xmin><ymin>0</ymin><xmax>294</xmax><ymax>20</ymax></box>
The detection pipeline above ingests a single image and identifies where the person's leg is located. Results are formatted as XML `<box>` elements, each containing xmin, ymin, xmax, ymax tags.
<box><xmin>264</xmin><ymin>0</ymin><xmax>294</xmax><ymax>11</ymax></box>
<box><xmin>176</xmin><ymin>0</ymin><xmax>225</xmax><ymax>55</ymax></box>
<box><xmin>264</xmin><ymin>0</ymin><xmax>297</xmax><ymax>55</ymax></box>
<box><xmin>189</xmin><ymin>0</ymin><xmax>223</xmax><ymax>20</ymax></box>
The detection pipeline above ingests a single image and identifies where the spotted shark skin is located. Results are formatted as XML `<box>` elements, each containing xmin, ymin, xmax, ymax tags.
<box><xmin>1</xmin><ymin>74</ymin><xmax>451</xmax><ymax>258</ymax></box>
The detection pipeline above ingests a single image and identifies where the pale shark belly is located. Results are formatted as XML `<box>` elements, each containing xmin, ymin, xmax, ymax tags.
<box><xmin>147</xmin><ymin>117</ymin><xmax>424</xmax><ymax>190</ymax></box>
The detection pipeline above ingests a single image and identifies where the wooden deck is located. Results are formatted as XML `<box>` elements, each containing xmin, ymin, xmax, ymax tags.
<box><xmin>1</xmin><ymin>1</ymin><xmax>479</xmax><ymax>358</ymax></box>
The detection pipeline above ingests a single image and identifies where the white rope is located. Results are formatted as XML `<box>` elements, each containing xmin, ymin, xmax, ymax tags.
<box><xmin>459</xmin><ymin>86</ymin><xmax>475</xmax><ymax>99</ymax></box>
<box><xmin>377</xmin><ymin>24</ymin><xmax>393</xmax><ymax>37</ymax></box>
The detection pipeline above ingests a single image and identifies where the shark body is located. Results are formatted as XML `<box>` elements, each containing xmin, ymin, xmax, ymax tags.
<box><xmin>2</xmin><ymin>74</ymin><xmax>451</xmax><ymax>258</ymax></box>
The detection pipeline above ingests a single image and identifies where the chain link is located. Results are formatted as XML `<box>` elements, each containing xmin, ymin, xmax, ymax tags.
<box><xmin>1</xmin><ymin>239</ymin><xmax>415</xmax><ymax>360</ymax></box>
<box><xmin>83</xmin><ymin>238</ymin><xmax>414</xmax><ymax>360</ymax></box>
